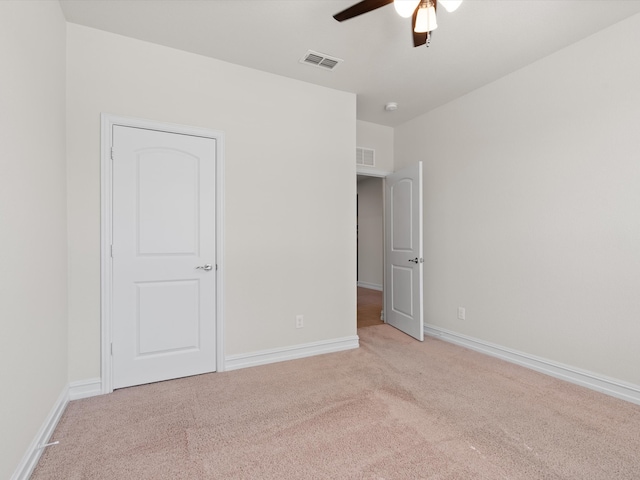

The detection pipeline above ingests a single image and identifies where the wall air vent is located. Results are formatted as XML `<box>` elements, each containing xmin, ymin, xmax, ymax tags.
<box><xmin>300</xmin><ymin>50</ymin><xmax>343</xmax><ymax>71</ymax></box>
<box><xmin>356</xmin><ymin>147</ymin><xmax>375</xmax><ymax>167</ymax></box>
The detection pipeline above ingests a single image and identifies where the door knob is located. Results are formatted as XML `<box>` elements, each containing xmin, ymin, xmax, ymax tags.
<box><xmin>195</xmin><ymin>264</ymin><xmax>213</xmax><ymax>271</ymax></box>
<box><xmin>408</xmin><ymin>258</ymin><xmax>419</xmax><ymax>264</ymax></box>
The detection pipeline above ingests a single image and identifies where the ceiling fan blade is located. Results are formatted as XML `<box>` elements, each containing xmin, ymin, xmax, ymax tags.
<box><xmin>333</xmin><ymin>0</ymin><xmax>394</xmax><ymax>22</ymax></box>
<box><xmin>412</xmin><ymin>8</ymin><xmax>428</xmax><ymax>47</ymax></box>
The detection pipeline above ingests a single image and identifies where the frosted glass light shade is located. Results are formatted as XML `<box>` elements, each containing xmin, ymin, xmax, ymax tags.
<box><xmin>414</xmin><ymin>4</ymin><xmax>438</xmax><ymax>33</ymax></box>
<box><xmin>439</xmin><ymin>0</ymin><xmax>463</xmax><ymax>13</ymax></box>
<box><xmin>394</xmin><ymin>0</ymin><xmax>421</xmax><ymax>18</ymax></box>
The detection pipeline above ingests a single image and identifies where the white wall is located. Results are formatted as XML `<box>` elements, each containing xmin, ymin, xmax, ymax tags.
<box><xmin>0</xmin><ymin>2</ymin><xmax>68</xmax><ymax>478</ymax></box>
<box><xmin>357</xmin><ymin>120</ymin><xmax>394</xmax><ymax>173</ymax></box>
<box><xmin>357</xmin><ymin>177</ymin><xmax>384</xmax><ymax>288</ymax></box>
<box><xmin>66</xmin><ymin>24</ymin><xmax>357</xmax><ymax>381</ymax></box>
<box><xmin>395</xmin><ymin>14</ymin><xmax>640</xmax><ymax>386</ymax></box>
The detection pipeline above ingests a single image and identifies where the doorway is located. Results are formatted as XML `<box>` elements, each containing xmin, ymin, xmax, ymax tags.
<box><xmin>100</xmin><ymin>114</ymin><xmax>225</xmax><ymax>394</ymax></box>
<box><xmin>356</xmin><ymin>162</ymin><xmax>424</xmax><ymax>340</ymax></box>
<box><xmin>356</xmin><ymin>175</ymin><xmax>384</xmax><ymax>328</ymax></box>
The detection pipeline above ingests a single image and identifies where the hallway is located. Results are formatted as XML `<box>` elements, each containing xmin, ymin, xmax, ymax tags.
<box><xmin>357</xmin><ymin>287</ymin><xmax>384</xmax><ymax>329</ymax></box>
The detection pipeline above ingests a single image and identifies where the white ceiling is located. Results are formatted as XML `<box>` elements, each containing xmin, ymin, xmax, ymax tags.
<box><xmin>59</xmin><ymin>0</ymin><xmax>640</xmax><ymax>127</ymax></box>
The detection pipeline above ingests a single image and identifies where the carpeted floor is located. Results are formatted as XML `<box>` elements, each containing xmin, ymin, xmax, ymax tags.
<box><xmin>33</xmin><ymin>325</ymin><xmax>640</xmax><ymax>479</ymax></box>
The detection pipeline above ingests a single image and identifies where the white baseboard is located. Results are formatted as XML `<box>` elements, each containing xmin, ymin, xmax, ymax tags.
<box><xmin>11</xmin><ymin>385</ymin><xmax>69</xmax><ymax>480</ymax></box>
<box><xmin>69</xmin><ymin>377</ymin><xmax>103</xmax><ymax>401</ymax></box>
<box><xmin>357</xmin><ymin>281</ymin><xmax>383</xmax><ymax>291</ymax></box>
<box><xmin>424</xmin><ymin>324</ymin><xmax>640</xmax><ymax>406</ymax></box>
<box><xmin>225</xmin><ymin>335</ymin><xmax>360</xmax><ymax>371</ymax></box>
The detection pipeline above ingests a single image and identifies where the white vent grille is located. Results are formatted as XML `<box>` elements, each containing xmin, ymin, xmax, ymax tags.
<box><xmin>356</xmin><ymin>147</ymin><xmax>375</xmax><ymax>167</ymax></box>
<box><xmin>300</xmin><ymin>50</ymin><xmax>343</xmax><ymax>71</ymax></box>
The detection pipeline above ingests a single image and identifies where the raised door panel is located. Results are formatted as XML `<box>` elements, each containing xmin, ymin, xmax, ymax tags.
<box><xmin>136</xmin><ymin>280</ymin><xmax>200</xmax><ymax>356</ymax></box>
<box><xmin>136</xmin><ymin>150</ymin><xmax>200</xmax><ymax>256</ymax></box>
<box><xmin>391</xmin><ymin>265</ymin><xmax>414</xmax><ymax>318</ymax></box>
<box><xmin>391</xmin><ymin>179</ymin><xmax>413</xmax><ymax>252</ymax></box>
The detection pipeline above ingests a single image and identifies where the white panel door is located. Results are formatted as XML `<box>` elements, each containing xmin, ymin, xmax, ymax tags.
<box><xmin>112</xmin><ymin>125</ymin><xmax>216</xmax><ymax>389</ymax></box>
<box><xmin>384</xmin><ymin>162</ymin><xmax>424</xmax><ymax>341</ymax></box>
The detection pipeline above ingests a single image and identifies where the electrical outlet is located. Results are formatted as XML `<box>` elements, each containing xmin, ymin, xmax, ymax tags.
<box><xmin>457</xmin><ymin>307</ymin><xmax>466</xmax><ymax>320</ymax></box>
<box><xmin>295</xmin><ymin>315</ymin><xmax>304</xmax><ymax>328</ymax></box>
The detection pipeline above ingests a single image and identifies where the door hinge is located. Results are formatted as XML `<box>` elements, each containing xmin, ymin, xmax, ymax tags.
<box><xmin>110</xmin><ymin>244</ymin><xmax>113</xmax><ymax>258</ymax></box>
<box><xmin>216</xmin><ymin>264</ymin><xmax>218</xmax><ymax>271</ymax></box>
<box><xmin>110</xmin><ymin>343</ymin><xmax>113</xmax><ymax>356</ymax></box>
<box><xmin>110</xmin><ymin>147</ymin><xmax>114</xmax><ymax>160</ymax></box>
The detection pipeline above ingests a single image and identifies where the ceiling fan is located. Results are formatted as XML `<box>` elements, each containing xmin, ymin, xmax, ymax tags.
<box><xmin>333</xmin><ymin>0</ymin><xmax>462</xmax><ymax>47</ymax></box>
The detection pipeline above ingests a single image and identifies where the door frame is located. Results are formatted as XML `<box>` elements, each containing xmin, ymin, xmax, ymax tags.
<box><xmin>356</xmin><ymin>167</ymin><xmax>391</xmax><ymax>323</ymax></box>
<box><xmin>100</xmin><ymin>113</ymin><xmax>225</xmax><ymax>394</ymax></box>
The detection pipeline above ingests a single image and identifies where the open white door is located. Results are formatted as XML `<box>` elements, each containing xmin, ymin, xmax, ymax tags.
<box><xmin>111</xmin><ymin>125</ymin><xmax>217</xmax><ymax>389</ymax></box>
<box><xmin>384</xmin><ymin>162</ymin><xmax>424</xmax><ymax>341</ymax></box>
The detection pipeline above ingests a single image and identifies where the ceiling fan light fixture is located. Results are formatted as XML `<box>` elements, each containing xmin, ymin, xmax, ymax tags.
<box><xmin>414</xmin><ymin>0</ymin><xmax>438</xmax><ymax>33</ymax></box>
<box><xmin>394</xmin><ymin>0</ymin><xmax>421</xmax><ymax>18</ymax></box>
<box><xmin>438</xmin><ymin>0</ymin><xmax>463</xmax><ymax>13</ymax></box>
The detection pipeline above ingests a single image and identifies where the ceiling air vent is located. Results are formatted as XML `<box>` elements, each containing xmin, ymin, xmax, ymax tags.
<box><xmin>356</xmin><ymin>147</ymin><xmax>375</xmax><ymax>167</ymax></box>
<box><xmin>300</xmin><ymin>50</ymin><xmax>343</xmax><ymax>71</ymax></box>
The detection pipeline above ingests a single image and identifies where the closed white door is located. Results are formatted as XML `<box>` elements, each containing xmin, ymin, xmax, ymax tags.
<box><xmin>112</xmin><ymin>126</ymin><xmax>217</xmax><ymax>389</ymax></box>
<box><xmin>384</xmin><ymin>162</ymin><xmax>424</xmax><ymax>341</ymax></box>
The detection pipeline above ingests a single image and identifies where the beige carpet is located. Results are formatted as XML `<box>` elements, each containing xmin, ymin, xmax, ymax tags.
<box><xmin>33</xmin><ymin>325</ymin><xmax>640</xmax><ymax>479</ymax></box>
